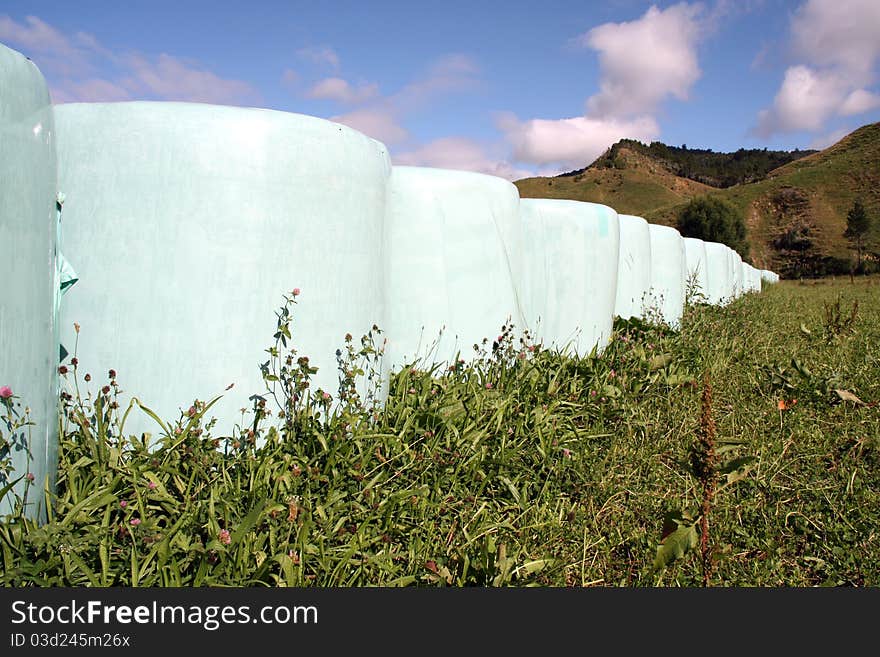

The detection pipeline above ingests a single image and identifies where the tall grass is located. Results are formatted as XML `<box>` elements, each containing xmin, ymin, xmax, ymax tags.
<box><xmin>2</xmin><ymin>277</ymin><xmax>878</xmax><ymax>586</ymax></box>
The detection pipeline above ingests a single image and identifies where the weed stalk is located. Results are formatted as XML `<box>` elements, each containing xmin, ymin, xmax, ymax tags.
<box><xmin>694</xmin><ymin>372</ymin><xmax>717</xmax><ymax>586</ymax></box>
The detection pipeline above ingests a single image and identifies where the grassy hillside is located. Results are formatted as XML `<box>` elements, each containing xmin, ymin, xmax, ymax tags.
<box><xmin>516</xmin><ymin>145</ymin><xmax>714</xmax><ymax>218</ymax></box>
<box><xmin>515</xmin><ymin>123</ymin><xmax>880</xmax><ymax>277</ymax></box>
<box><xmin>567</xmin><ymin>139</ymin><xmax>816</xmax><ymax>188</ymax></box>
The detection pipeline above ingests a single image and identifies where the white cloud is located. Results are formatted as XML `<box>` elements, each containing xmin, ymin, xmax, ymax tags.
<box><xmin>579</xmin><ymin>3</ymin><xmax>703</xmax><ymax>118</ymax></box>
<box><xmin>495</xmin><ymin>3</ymin><xmax>699</xmax><ymax>174</ymax></box>
<box><xmin>497</xmin><ymin>112</ymin><xmax>660</xmax><ymax>170</ymax></box>
<box><xmin>306</xmin><ymin>77</ymin><xmax>380</xmax><ymax>104</ymax></box>
<box><xmin>839</xmin><ymin>88</ymin><xmax>880</xmax><ymax>115</ymax></box>
<box><xmin>0</xmin><ymin>14</ymin><xmax>260</xmax><ymax>105</ymax></box>
<box><xmin>393</xmin><ymin>137</ymin><xmax>536</xmax><ymax>181</ymax></box>
<box><xmin>755</xmin><ymin>0</ymin><xmax>880</xmax><ymax>138</ymax></box>
<box><xmin>791</xmin><ymin>0</ymin><xmax>880</xmax><ymax>81</ymax></box>
<box><xmin>754</xmin><ymin>65</ymin><xmax>848</xmax><ymax>136</ymax></box>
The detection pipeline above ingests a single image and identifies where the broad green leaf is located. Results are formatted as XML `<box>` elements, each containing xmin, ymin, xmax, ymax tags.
<box><xmin>649</xmin><ymin>353</ymin><xmax>673</xmax><ymax>371</ymax></box>
<box><xmin>653</xmin><ymin>522</ymin><xmax>698</xmax><ymax>570</ymax></box>
<box><xmin>230</xmin><ymin>499</ymin><xmax>270</xmax><ymax>544</ymax></box>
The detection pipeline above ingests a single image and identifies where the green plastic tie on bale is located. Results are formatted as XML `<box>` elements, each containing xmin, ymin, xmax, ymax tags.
<box><xmin>56</xmin><ymin>191</ymin><xmax>78</xmax><ymax>294</ymax></box>
<box><xmin>59</xmin><ymin>254</ymin><xmax>78</xmax><ymax>293</ymax></box>
<box><xmin>56</xmin><ymin>191</ymin><xmax>77</xmax><ymax>362</ymax></box>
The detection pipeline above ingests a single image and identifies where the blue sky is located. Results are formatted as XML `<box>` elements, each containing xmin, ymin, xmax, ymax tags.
<box><xmin>2</xmin><ymin>0</ymin><xmax>878</xmax><ymax>179</ymax></box>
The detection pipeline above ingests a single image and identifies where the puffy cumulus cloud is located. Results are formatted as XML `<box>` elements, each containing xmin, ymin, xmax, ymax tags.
<box><xmin>393</xmin><ymin>137</ymin><xmax>537</xmax><ymax>181</ymax></box>
<box><xmin>755</xmin><ymin>0</ymin><xmax>880</xmax><ymax>138</ymax></box>
<box><xmin>0</xmin><ymin>14</ymin><xmax>259</xmax><ymax>105</ymax></box>
<box><xmin>754</xmin><ymin>65</ymin><xmax>849</xmax><ymax>136</ymax></box>
<box><xmin>791</xmin><ymin>0</ymin><xmax>880</xmax><ymax>81</ymax></box>
<box><xmin>497</xmin><ymin>112</ymin><xmax>660</xmax><ymax>170</ymax></box>
<box><xmin>839</xmin><ymin>89</ymin><xmax>880</xmax><ymax>116</ymax></box>
<box><xmin>580</xmin><ymin>3</ymin><xmax>704</xmax><ymax>118</ymax></box>
<box><xmin>306</xmin><ymin>77</ymin><xmax>380</xmax><ymax>104</ymax></box>
<box><xmin>493</xmin><ymin>3</ymin><xmax>699</xmax><ymax>173</ymax></box>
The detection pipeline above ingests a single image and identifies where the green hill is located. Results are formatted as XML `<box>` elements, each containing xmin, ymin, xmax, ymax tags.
<box><xmin>514</xmin><ymin>123</ymin><xmax>880</xmax><ymax>278</ymax></box>
<box><xmin>561</xmin><ymin>139</ymin><xmax>816</xmax><ymax>188</ymax></box>
<box><xmin>515</xmin><ymin>144</ymin><xmax>715</xmax><ymax>218</ymax></box>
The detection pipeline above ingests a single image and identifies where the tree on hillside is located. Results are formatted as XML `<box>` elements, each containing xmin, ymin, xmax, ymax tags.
<box><xmin>844</xmin><ymin>199</ymin><xmax>872</xmax><ymax>272</ymax></box>
<box><xmin>677</xmin><ymin>196</ymin><xmax>750</xmax><ymax>259</ymax></box>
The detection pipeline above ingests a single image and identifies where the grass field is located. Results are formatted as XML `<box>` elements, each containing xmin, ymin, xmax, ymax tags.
<box><xmin>2</xmin><ymin>276</ymin><xmax>878</xmax><ymax>587</ymax></box>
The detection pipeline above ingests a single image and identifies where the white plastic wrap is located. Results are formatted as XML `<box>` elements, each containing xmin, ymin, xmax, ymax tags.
<box><xmin>727</xmin><ymin>249</ymin><xmax>744</xmax><ymax>299</ymax></box>
<box><xmin>56</xmin><ymin>102</ymin><xmax>391</xmax><ymax>437</ymax></box>
<box><xmin>383</xmin><ymin>166</ymin><xmax>524</xmax><ymax>372</ymax></box>
<box><xmin>703</xmin><ymin>242</ymin><xmax>731</xmax><ymax>306</ymax></box>
<box><xmin>743</xmin><ymin>264</ymin><xmax>761</xmax><ymax>293</ymax></box>
<box><xmin>761</xmin><ymin>270</ymin><xmax>779</xmax><ymax>284</ymax></box>
<box><xmin>519</xmin><ymin>199</ymin><xmax>619</xmax><ymax>354</ymax></box>
<box><xmin>683</xmin><ymin>237</ymin><xmax>709</xmax><ymax>303</ymax></box>
<box><xmin>0</xmin><ymin>44</ymin><xmax>58</xmax><ymax>516</ymax></box>
<box><xmin>614</xmin><ymin>214</ymin><xmax>652</xmax><ymax>320</ymax></box>
<box><xmin>647</xmin><ymin>224</ymin><xmax>686</xmax><ymax>327</ymax></box>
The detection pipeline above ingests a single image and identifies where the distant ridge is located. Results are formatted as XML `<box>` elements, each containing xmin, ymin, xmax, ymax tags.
<box><xmin>514</xmin><ymin>122</ymin><xmax>880</xmax><ymax>277</ymax></box>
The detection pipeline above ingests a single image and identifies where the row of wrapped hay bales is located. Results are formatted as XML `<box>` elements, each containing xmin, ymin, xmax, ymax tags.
<box><xmin>0</xmin><ymin>44</ymin><xmax>59</xmax><ymax>517</ymax></box>
<box><xmin>55</xmin><ymin>93</ymin><xmax>770</xmax><ymax>439</ymax></box>
<box><xmin>2</xmin><ymin>38</ymin><xmax>781</xmax><ymax>503</ymax></box>
<box><xmin>40</xmin><ymin>104</ymin><xmax>780</xmax><ymax>441</ymax></box>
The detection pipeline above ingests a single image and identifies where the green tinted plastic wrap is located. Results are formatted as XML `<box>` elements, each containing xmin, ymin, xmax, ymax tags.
<box><xmin>0</xmin><ymin>44</ymin><xmax>58</xmax><ymax>518</ymax></box>
<box><xmin>383</xmin><ymin>166</ymin><xmax>524</xmax><ymax>374</ymax></box>
<box><xmin>520</xmin><ymin>199</ymin><xmax>619</xmax><ymax>355</ymax></box>
<box><xmin>55</xmin><ymin>102</ymin><xmax>390</xmax><ymax>439</ymax></box>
